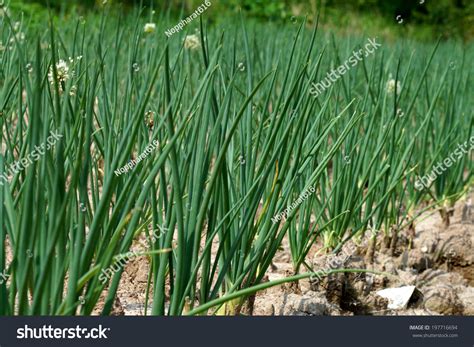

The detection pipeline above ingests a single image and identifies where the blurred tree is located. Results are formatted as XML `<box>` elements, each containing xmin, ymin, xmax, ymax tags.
<box><xmin>8</xmin><ymin>0</ymin><xmax>474</xmax><ymax>40</ymax></box>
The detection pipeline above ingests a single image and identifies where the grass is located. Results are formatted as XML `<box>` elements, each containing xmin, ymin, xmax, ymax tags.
<box><xmin>0</xmin><ymin>5</ymin><xmax>473</xmax><ymax>315</ymax></box>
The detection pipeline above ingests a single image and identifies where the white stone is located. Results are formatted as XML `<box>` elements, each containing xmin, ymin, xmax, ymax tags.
<box><xmin>376</xmin><ymin>285</ymin><xmax>416</xmax><ymax>310</ymax></box>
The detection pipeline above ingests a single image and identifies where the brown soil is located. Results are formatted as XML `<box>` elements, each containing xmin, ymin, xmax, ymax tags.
<box><xmin>108</xmin><ymin>192</ymin><xmax>474</xmax><ymax>315</ymax></box>
<box><xmin>252</xmin><ymin>193</ymin><xmax>474</xmax><ymax>316</ymax></box>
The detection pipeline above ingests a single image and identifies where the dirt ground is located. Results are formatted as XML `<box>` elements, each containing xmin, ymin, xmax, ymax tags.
<box><xmin>252</xmin><ymin>194</ymin><xmax>474</xmax><ymax>316</ymax></box>
<box><xmin>110</xmin><ymin>192</ymin><xmax>474</xmax><ymax>316</ymax></box>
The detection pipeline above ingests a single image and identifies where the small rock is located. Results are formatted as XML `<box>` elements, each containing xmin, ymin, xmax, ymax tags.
<box><xmin>276</xmin><ymin>293</ymin><xmax>340</xmax><ymax>316</ymax></box>
<box><xmin>376</xmin><ymin>285</ymin><xmax>416</xmax><ymax>310</ymax></box>
<box><xmin>422</xmin><ymin>285</ymin><xmax>463</xmax><ymax>315</ymax></box>
<box><xmin>457</xmin><ymin>287</ymin><xmax>474</xmax><ymax>315</ymax></box>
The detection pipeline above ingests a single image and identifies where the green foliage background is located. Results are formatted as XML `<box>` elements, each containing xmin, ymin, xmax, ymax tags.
<box><xmin>6</xmin><ymin>0</ymin><xmax>474</xmax><ymax>41</ymax></box>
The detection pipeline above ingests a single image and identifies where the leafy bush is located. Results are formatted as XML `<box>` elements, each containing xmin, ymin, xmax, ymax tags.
<box><xmin>8</xmin><ymin>0</ymin><xmax>473</xmax><ymax>40</ymax></box>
